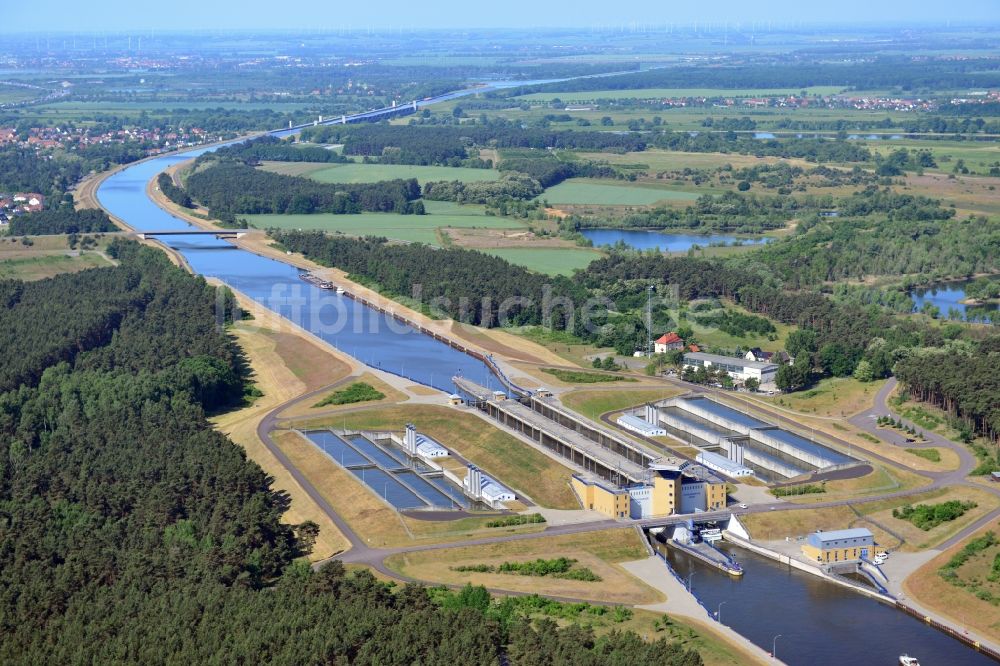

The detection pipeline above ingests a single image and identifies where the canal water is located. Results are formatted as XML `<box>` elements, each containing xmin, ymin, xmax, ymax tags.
<box><xmin>96</xmin><ymin>146</ymin><xmax>501</xmax><ymax>393</ymax></box>
<box><xmin>910</xmin><ymin>277</ymin><xmax>999</xmax><ymax>324</ymax></box>
<box><xmin>662</xmin><ymin>542</ymin><xmax>994</xmax><ymax>665</ymax></box>
<box><xmin>579</xmin><ymin>228</ymin><xmax>770</xmax><ymax>253</ymax></box>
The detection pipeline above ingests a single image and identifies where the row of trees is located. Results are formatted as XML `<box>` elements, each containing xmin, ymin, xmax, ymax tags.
<box><xmin>157</xmin><ymin>172</ymin><xmax>193</xmax><ymax>208</ymax></box>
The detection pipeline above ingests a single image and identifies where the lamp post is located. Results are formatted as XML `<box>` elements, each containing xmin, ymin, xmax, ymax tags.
<box><xmin>716</xmin><ymin>600</ymin><xmax>727</xmax><ymax>624</ymax></box>
<box><xmin>772</xmin><ymin>634</ymin><xmax>782</xmax><ymax>659</ymax></box>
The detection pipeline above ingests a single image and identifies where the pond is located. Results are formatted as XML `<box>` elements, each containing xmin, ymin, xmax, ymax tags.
<box><xmin>579</xmin><ymin>228</ymin><xmax>770</xmax><ymax>253</ymax></box>
<box><xmin>910</xmin><ymin>277</ymin><xmax>1000</xmax><ymax>324</ymax></box>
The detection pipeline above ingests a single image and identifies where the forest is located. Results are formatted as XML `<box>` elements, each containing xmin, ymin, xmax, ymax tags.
<box><xmin>895</xmin><ymin>336</ymin><xmax>1000</xmax><ymax>444</ymax></box>
<box><xmin>0</xmin><ymin>240</ymin><xmax>704</xmax><ymax>664</ymax></box>
<box><xmin>6</xmin><ymin>207</ymin><xmax>116</xmax><ymax>235</ymax></box>
<box><xmin>184</xmin><ymin>161</ymin><xmax>422</xmax><ymax>218</ymax></box>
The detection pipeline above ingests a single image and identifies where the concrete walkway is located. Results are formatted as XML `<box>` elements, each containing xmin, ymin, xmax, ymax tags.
<box><xmin>621</xmin><ymin>557</ymin><xmax>782</xmax><ymax>665</ymax></box>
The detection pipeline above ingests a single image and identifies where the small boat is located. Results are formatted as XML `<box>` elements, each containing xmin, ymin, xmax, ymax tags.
<box><xmin>335</xmin><ymin>286</ymin><xmax>345</xmax><ymax>295</ymax></box>
<box><xmin>899</xmin><ymin>655</ymin><xmax>920</xmax><ymax>666</ymax></box>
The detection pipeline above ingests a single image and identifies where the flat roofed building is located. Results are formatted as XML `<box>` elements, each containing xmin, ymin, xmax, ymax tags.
<box><xmin>617</xmin><ymin>413</ymin><xmax>666</xmax><ymax>437</ymax></box>
<box><xmin>683</xmin><ymin>351</ymin><xmax>778</xmax><ymax>384</ymax></box>
<box><xmin>696</xmin><ymin>450</ymin><xmax>754</xmax><ymax>478</ymax></box>
<box><xmin>801</xmin><ymin>527</ymin><xmax>886</xmax><ymax>564</ymax></box>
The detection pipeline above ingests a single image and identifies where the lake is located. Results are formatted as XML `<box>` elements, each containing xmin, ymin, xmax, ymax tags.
<box><xmin>580</xmin><ymin>228</ymin><xmax>770</xmax><ymax>253</ymax></box>
<box><xmin>910</xmin><ymin>277</ymin><xmax>1000</xmax><ymax>324</ymax></box>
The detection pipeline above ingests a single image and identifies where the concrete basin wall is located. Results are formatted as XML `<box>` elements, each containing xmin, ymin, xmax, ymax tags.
<box><xmin>750</xmin><ymin>427</ymin><xmax>836</xmax><ymax>468</ymax></box>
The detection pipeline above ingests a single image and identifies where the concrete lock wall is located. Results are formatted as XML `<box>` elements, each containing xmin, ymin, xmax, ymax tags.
<box><xmin>657</xmin><ymin>410</ymin><xmax>727</xmax><ymax>447</ymax></box>
<box><xmin>750</xmin><ymin>427</ymin><xmax>834</xmax><ymax>468</ymax></box>
<box><xmin>672</xmin><ymin>398</ymin><xmax>756</xmax><ymax>436</ymax></box>
<box><xmin>741</xmin><ymin>447</ymin><xmax>806</xmax><ymax>478</ymax></box>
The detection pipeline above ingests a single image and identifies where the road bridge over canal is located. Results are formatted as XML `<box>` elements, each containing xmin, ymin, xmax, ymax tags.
<box><xmin>133</xmin><ymin>229</ymin><xmax>251</xmax><ymax>240</ymax></box>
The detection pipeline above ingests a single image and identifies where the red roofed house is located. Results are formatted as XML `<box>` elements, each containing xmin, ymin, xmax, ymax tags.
<box><xmin>654</xmin><ymin>332</ymin><xmax>684</xmax><ymax>354</ymax></box>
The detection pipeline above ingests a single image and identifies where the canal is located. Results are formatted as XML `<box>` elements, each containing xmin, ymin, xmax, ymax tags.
<box><xmin>96</xmin><ymin>148</ymin><xmax>501</xmax><ymax>394</ymax></box>
<box><xmin>661</xmin><ymin>542</ymin><xmax>994</xmax><ymax>665</ymax></box>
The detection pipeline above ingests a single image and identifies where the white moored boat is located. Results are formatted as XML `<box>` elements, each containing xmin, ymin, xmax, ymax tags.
<box><xmin>899</xmin><ymin>655</ymin><xmax>920</xmax><ymax>666</ymax></box>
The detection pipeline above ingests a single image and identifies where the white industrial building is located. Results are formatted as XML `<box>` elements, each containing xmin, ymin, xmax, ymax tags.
<box><xmin>696</xmin><ymin>450</ymin><xmax>754</xmax><ymax>478</ymax></box>
<box><xmin>617</xmin><ymin>413</ymin><xmax>667</xmax><ymax>437</ymax></box>
<box><xmin>403</xmin><ymin>424</ymin><xmax>449</xmax><ymax>459</ymax></box>
<box><xmin>683</xmin><ymin>351</ymin><xmax>778</xmax><ymax>385</ymax></box>
<box><xmin>464</xmin><ymin>465</ymin><xmax>515</xmax><ymax>509</ymax></box>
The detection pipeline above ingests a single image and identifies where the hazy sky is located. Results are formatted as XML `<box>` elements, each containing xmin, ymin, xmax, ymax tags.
<box><xmin>3</xmin><ymin>0</ymin><xmax>997</xmax><ymax>32</ymax></box>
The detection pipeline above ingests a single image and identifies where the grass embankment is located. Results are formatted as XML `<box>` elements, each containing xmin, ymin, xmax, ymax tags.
<box><xmin>386</xmin><ymin>529</ymin><xmax>662</xmax><ymax>604</ymax></box>
<box><xmin>289</xmin><ymin>404</ymin><xmax>579</xmax><ymax>510</ymax></box>
<box><xmin>761</xmin><ymin>376</ymin><xmax>884</xmax><ymax>418</ymax></box>
<box><xmin>780</xmin><ymin>463</ymin><xmax>929</xmax><ymax>504</ymax></box>
<box><xmin>279</xmin><ymin>372</ymin><xmax>406</xmax><ymax>418</ymax></box>
<box><xmin>267</xmin><ymin>162</ymin><xmax>502</xmax><ymax>186</ymax></box>
<box><xmin>560</xmin><ymin>387</ymin><xmax>684</xmax><ymax>421</ymax></box>
<box><xmin>541</xmin><ymin>367</ymin><xmax>638</xmax><ymax>384</ymax></box>
<box><xmin>904</xmin><ymin>522</ymin><xmax>1000</xmax><ymax>640</ymax></box>
<box><xmin>747</xmin><ymin>486</ymin><xmax>999</xmax><ymax>552</ymax></box>
<box><xmin>210</xmin><ymin>299</ymin><xmax>354</xmax><ymax>561</ymax></box>
<box><xmin>313</xmin><ymin>381</ymin><xmax>385</xmax><ymax>407</ymax></box>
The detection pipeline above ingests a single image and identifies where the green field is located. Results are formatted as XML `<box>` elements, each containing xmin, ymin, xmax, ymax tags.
<box><xmin>0</xmin><ymin>253</ymin><xmax>112</xmax><ymax>281</ymax></box>
<box><xmin>540</xmin><ymin>179</ymin><xmax>698</xmax><ymax>206</ymax></box>
<box><xmin>305</xmin><ymin>163</ymin><xmax>501</xmax><ymax>185</ymax></box>
<box><xmin>248</xmin><ymin>201</ymin><xmax>524</xmax><ymax>245</ymax></box>
<box><xmin>517</xmin><ymin>86</ymin><xmax>845</xmax><ymax>103</ymax></box>
<box><xmin>482</xmin><ymin>247</ymin><xmax>603</xmax><ymax>275</ymax></box>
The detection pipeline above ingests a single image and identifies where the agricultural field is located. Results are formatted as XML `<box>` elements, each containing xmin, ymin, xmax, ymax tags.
<box><xmin>516</xmin><ymin>86</ymin><xmax>846</xmax><ymax>102</ymax></box>
<box><xmin>246</xmin><ymin>200</ymin><xmax>524</xmax><ymax>245</ymax></box>
<box><xmin>866</xmin><ymin>138</ymin><xmax>1000</xmax><ymax>176</ymax></box>
<box><xmin>481</xmin><ymin>246</ymin><xmax>603</xmax><ymax>275</ymax></box>
<box><xmin>0</xmin><ymin>85</ymin><xmax>39</xmax><ymax>104</ymax></box>
<box><xmin>0</xmin><ymin>235</ymin><xmax>116</xmax><ymax>280</ymax></box>
<box><xmin>0</xmin><ymin>252</ymin><xmax>112</xmax><ymax>280</ymax></box>
<box><xmin>540</xmin><ymin>178</ymin><xmax>698</xmax><ymax>206</ymax></box>
<box><xmin>261</xmin><ymin>161</ymin><xmax>502</xmax><ymax>185</ymax></box>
